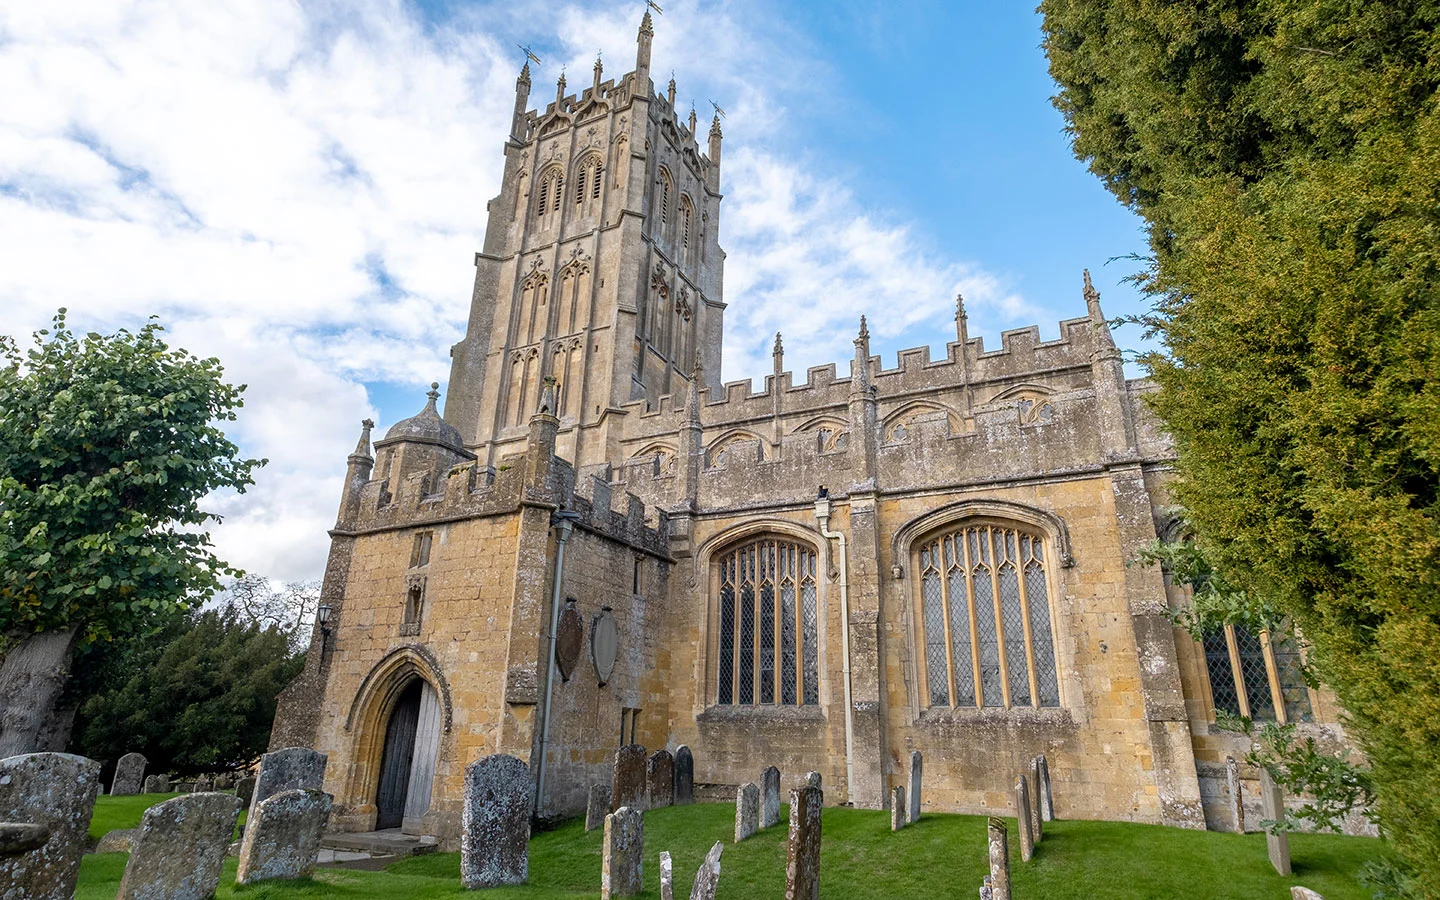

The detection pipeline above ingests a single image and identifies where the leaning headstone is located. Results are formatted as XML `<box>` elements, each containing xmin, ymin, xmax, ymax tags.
<box><xmin>649</xmin><ymin>750</ymin><xmax>675</xmax><ymax>809</ymax></box>
<box><xmin>734</xmin><ymin>783</ymin><xmax>760</xmax><ymax>842</ymax></box>
<box><xmin>249</xmin><ymin>747</ymin><xmax>327</xmax><ymax>820</ymax></box>
<box><xmin>1292</xmin><ymin>888</ymin><xmax>1326</xmax><ymax>900</ymax></box>
<box><xmin>1028</xmin><ymin>758</ymin><xmax>1043</xmax><ymax>840</ymax></box>
<box><xmin>760</xmin><ymin>766</ymin><xmax>781</xmax><ymax>829</ymax></box>
<box><xmin>95</xmin><ymin>828</ymin><xmax>134</xmax><ymax>853</ymax></box>
<box><xmin>987</xmin><ymin>817</ymin><xmax>1011</xmax><ymax>900</ymax></box>
<box><xmin>461</xmin><ymin>754</ymin><xmax>531</xmax><ymax>888</ymax></box>
<box><xmin>117</xmin><ymin>792</ymin><xmax>241</xmax><ymax>900</ymax></box>
<box><xmin>586</xmin><ymin>782</ymin><xmax>610</xmax><ymax>833</ymax></box>
<box><xmin>891</xmin><ymin>786</ymin><xmax>907</xmax><ymax>831</ymax></box>
<box><xmin>690</xmin><ymin>840</ymin><xmax>723</xmax><ymax>900</ymax></box>
<box><xmin>1037</xmin><ymin>754</ymin><xmax>1054</xmax><ymax>822</ymax></box>
<box><xmin>602</xmin><ymin>806</ymin><xmax>643</xmax><ymax>899</ymax></box>
<box><xmin>1226</xmin><ymin>756</ymin><xmax>1244</xmax><ymax>833</ymax></box>
<box><xmin>111</xmin><ymin>752</ymin><xmax>146</xmax><ymax>796</ymax></box>
<box><xmin>1260</xmin><ymin>768</ymin><xmax>1291</xmax><ymax>876</ymax></box>
<box><xmin>0</xmin><ymin>823</ymin><xmax>50</xmax><ymax>857</ymax></box>
<box><xmin>784</xmin><ymin>783</ymin><xmax>822</xmax><ymax>900</ymax></box>
<box><xmin>613</xmin><ymin>744</ymin><xmax>647</xmax><ymax>811</ymax></box>
<box><xmin>235</xmin><ymin>775</ymin><xmax>256</xmax><ymax>808</ymax></box>
<box><xmin>142</xmin><ymin>774</ymin><xmax>169</xmax><ymax>794</ymax></box>
<box><xmin>660</xmin><ymin>849</ymin><xmax>674</xmax><ymax>900</ymax></box>
<box><xmin>0</xmin><ymin>752</ymin><xmax>101</xmax><ymax>900</ymax></box>
<box><xmin>1014</xmin><ymin>776</ymin><xmax>1034</xmax><ymax>861</ymax></box>
<box><xmin>802</xmin><ymin>771</ymin><xmax>821</xmax><ymax>790</ymax></box>
<box><xmin>235</xmin><ymin>788</ymin><xmax>332</xmax><ymax>884</ymax></box>
<box><xmin>674</xmin><ymin>745</ymin><xmax>695</xmax><ymax>805</ymax></box>
<box><xmin>908</xmin><ymin>751</ymin><xmax>922</xmax><ymax>823</ymax></box>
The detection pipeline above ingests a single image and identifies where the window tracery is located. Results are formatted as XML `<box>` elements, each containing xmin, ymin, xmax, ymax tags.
<box><xmin>536</xmin><ymin>166</ymin><xmax>564</xmax><ymax>228</ymax></box>
<box><xmin>715</xmin><ymin>537</ymin><xmax>819</xmax><ymax>706</ymax></box>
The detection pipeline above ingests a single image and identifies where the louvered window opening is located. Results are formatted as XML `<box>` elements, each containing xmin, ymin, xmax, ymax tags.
<box><xmin>717</xmin><ymin>539</ymin><xmax>819</xmax><ymax>706</ymax></box>
<box><xmin>1202</xmin><ymin>622</ymin><xmax>1312</xmax><ymax>724</ymax></box>
<box><xmin>918</xmin><ymin>524</ymin><xmax>1059</xmax><ymax>709</ymax></box>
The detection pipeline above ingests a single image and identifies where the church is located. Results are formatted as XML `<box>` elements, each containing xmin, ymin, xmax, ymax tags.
<box><xmin>269</xmin><ymin>12</ymin><xmax>1346</xmax><ymax>846</ymax></box>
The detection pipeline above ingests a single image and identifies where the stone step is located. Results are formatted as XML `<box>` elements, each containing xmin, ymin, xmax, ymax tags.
<box><xmin>320</xmin><ymin>829</ymin><xmax>438</xmax><ymax>858</ymax></box>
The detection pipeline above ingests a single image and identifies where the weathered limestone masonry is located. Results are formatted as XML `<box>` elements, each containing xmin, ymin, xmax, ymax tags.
<box><xmin>270</xmin><ymin>9</ymin><xmax>1361</xmax><ymax>849</ymax></box>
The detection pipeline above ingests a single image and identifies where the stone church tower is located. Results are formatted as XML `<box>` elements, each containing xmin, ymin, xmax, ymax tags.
<box><xmin>271</xmin><ymin>12</ymin><xmax>1359</xmax><ymax>849</ymax></box>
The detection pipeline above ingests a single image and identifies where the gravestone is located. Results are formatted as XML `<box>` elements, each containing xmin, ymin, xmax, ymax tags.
<box><xmin>1028</xmin><ymin>758</ymin><xmax>1043</xmax><ymax>840</ymax></box>
<box><xmin>648</xmin><ymin>750</ymin><xmax>675</xmax><ymax>809</ymax></box>
<box><xmin>602</xmin><ymin>806</ymin><xmax>643</xmax><ymax>899</ymax></box>
<box><xmin>142</xmin><ymin>774</ymin><xmax>169</xmax><ymax>794</ymax></box>
<box><xmin>95</xmin><ymin>829</ymin><xmax>134</xmax><ymax>853</ymax></box>
<box><xmin>194</xmin><ymin>775</ymin><xmax>213</xmax><ymax>793</ymax></box>
<box><xmin>802</xmin><ymin>771</ymin><xmax>821</xmax><ymax>790</ymax></box>
<box><xmin>980</xmin><ymin>874</ymin><xmax>994</xmax><ymax>900</ymax></box>
<box><xmin>734</xmin><ymin>782</ymin><xmax>759</xmax><ymax>842</ymax></box>
<box><xmin>908</xmin><ymin>751</ymin><xmax>922</xmax><ymax>823</ymax></box>
<box><xmin>613</xmin><ymin>744</ymin><xmax>647</xmax><ymax>811</ymax></box>
<box><xmin>987</xmin><ymin>817</ymin><xmax>1011</xmax><ymax>900</ymax></box>
<box><xmin>1226</xmin><ymin>756</ymin><xmax>1244</xmax><ymax>833</ymax></box>
<box><xmin>236</xmin><ymin>775</ymin><xmax>256</xmax><ymax>808</ymax></box>
<box><xmin>111</xmin><ymin>752</ymin><xmax>146</xmax><ymax>796</ymax></box>
<box><xmin>249</xmin><ymin>747</ymin><xmax>327</xmax><ymax>821</ymax></box>
<box><xmin>0</xmin><ymin>752</ymin><xmax>101</xmax><ymax>900</ymax></box>
<box><xmin>1260</xmin><ymin>768</ymin><xmax>1291</xmax><ymax>875</ymax></box>
<box><xmin>674</xmin><ymin>745</ymin><xmax>695</xmax><ymax>805</ymax></box>
<box><xmin>1292</xmin><ymin>888</ymin><xmax>1326</xmax><ymax>900</ymax></box>
<box><xmin>784</xmin><ymin>783</ymin><xmax>822</xmax><ymax>900</ymax></box>
<box><xmin>586</xmin><ymin>782</ymin><xmax>610</xmax><ymax>832</ymax></box>
<box><xmin>117</xmin><ymin>792</ymin><xmax>241</xmax><ymax>900</ymax></box>
<box><xmin>0</xmin><ymin>823</ymin><xmax>50</xmax><ymax>857</ymax></box>
<box><xmin>690</xmin><ymin>840</ymin><xmax>723</xmax><ymax>900</ymax></box>
<box><xmin>1037</xmin><ymin>754</ymin><xmax>1054</xmax><ymax>822</ymax></box>
<box><xmin>891</xmin><ymin>786</ymin><xmax>906</xmax><ymax>831</ymax></box>
<box><xmin>1014</xmin><ymin>776</ymin><xmax>1034</xmax><ymax>862</ymax></box>
<box><xmin>460</xmin><ymin>754</ymin><xmax>531</xmax><ymax>888</ymax></box>
<box><xmin>760</xmin><ymin>766</ymin><xmax>781</xmax><ymax>829</ymax></box>
<box><xmin>234</xmin><ymin>788</ymin><xmax>332</xmax><ymax>885</ymax></box>
<box><xmin>660</xmin><ymin>849</ymin><xmax>674</xmax><ymax>900</ymax></box>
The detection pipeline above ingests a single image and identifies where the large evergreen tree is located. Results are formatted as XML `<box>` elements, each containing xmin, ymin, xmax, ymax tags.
<box><xmin>1041</xmin><ymin>1</ymin><xmax>1440</xmax><ymax>891</ymax></box>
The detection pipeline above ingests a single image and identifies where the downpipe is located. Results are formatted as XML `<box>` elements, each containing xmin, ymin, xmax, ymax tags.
<box><xmin>814</xmin><ymin>489</ymin><xmax>855</xmax><ymax>804</ymax></box>
<box><xmin>535</xmin><ymin>508</ymin><xmax>581</xmax><ymax>817</ymax></box>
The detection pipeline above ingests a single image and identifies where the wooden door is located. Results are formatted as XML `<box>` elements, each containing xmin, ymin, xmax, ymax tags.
<box><xmin>375</xmin><ymin>680</ymin><xmax>422</xmax><ymax>830</ymax></box>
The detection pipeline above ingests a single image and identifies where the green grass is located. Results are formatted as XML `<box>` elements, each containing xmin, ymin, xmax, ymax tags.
<box><xmin>87</xmin><ymin>791</ymin><xmax>246</xmax><ymax>843</ymax></box>
<box><xmin>77</xmin><ymin>801</ymin><xmax>1389</xmax><ymax>899</ymax></box>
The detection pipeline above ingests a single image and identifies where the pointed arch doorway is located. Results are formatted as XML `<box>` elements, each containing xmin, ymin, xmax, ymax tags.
<box><xmin>374</xmin><ymin>678</ymin><xmax>442</xmax><ymax>832</ymax></box>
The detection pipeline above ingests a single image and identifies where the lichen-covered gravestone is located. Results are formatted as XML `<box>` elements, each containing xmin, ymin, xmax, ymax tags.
<box><xmin>802</xmin><ymin>771</ymin><xmax>821</xmax><ymax>791</ymax></box>
<box><xmin>891</xmin><ymin>785</ymin><xmax>906</xmax><ymax>831</ymax></box>
<box><xmin>1028</xmin><ymin>758</ymin><xmax>1043</xmax><ymax>840</ymax></box>
<box><xmin>660</xmin><ymin>849</ymin><xmax>674</xmax><ymax>900</ymax></box>
<box><xmin>235</xmin><ymin>775</ymin><xmax>256</xmax><ymax>808</ymax></box>
<box><xmin>1260</xmin><ymin>768</ymin><xmax>1291</xmax><ymax>876</ymax></box>
<box><xmin>612</xmin><ymin>745</ymin><xmax>647</xmax><ymax>811</ymax></box>
<box><xmin>1226</xmin><ymin>756</ymin><xmax>1244</xmax><ymax>833</ymax></box>
<box><xmin>142</xmin><ymin>774</ymin><xmax>169</xmax><ymax>794</ymax></box>
<box><xmin>987</xmin><ymin>817</ymin><xmax>1011</xmax><ymax>900</ymax></box>
<box><xmin>784</xmin><ymin>782</ymin><xmax>821</xmax><ymax>900</ymax></box>
<box><xmin>1292</xmin><ymin>888</ymin><xmax>1326</xmax><ymax>900</ymax></box>
<box><xmin>248</xmin><ymin>747</ymin><xmax>327</xmax><ymax>822</ymax></box>
<box><xmin>235</xmin><ymin>788</ymin><xmax>332</xmax><ymax>884</ymax></box>
<box><xmin>0</xmin><ymin>752</ymin><xmax>101</xmax><ymax>900</ymax></box>
<box><xmin>0</xmin><ymin>823</ymin><xmax>50</xmax><ymax>857</ymax></box>
<box><xmin>111</xmin><ymin>752</ymin><xmax>146</xmax><ymax>796</ymax></box>
<box><xmin>908</xmin><ymin>751</ymin><xmax>922</xmax><ymax>823</ymax></box>
<box><xmin>1014</xmin><ymin>776</ymin><xmax>1035</xmax><ymax>861</ymax></box>
<box><xmin>117</xmin><ymin>792</ymin><xmax>241</xmax><ymax>900</ymax></box>
<box><xmin>734</xmin><ymin>782</ymin><xmax>759</xmax><ymax>842</ymax></box>
<box><xmin>194</xmin><ymin>775</ymin><xmax>213</xmax><ymax>793</ymax></box>
<box><xmin>648</xmin><ymin>750</ymin><xmax>675</xmax><ymax>809</ymax></box>
<box><xmin>674</xmin><ymin>745</ymin><xmax>694</xmax><ymax>805</ymax></box>
<box><xmin>586</xmin><ymin>782</ymin><xmax>609</xmax><ymax>833</ymax></box>
<box><xmin>759</xmin><ymin>766</ymin><xmax>781</xmax><ymax>829</ymax></box>
<box><xmin>461</xmin><ymin>754</ymin><xmax>531</xmax><ymax>888</ymax></box>
<box><xmin>689</xmin><ymin>840</ymin><xmax>723</xmax><ymax>900</ymax></box>
<box><xmin>602</xmin><ymin>806</ymin><xmax>643</xmax><ymax>899</ymax></box>
<box><xmin>1036</xmin><ymin>754</ymin><xmax>1054</xmax><ymax>822</ymax></box>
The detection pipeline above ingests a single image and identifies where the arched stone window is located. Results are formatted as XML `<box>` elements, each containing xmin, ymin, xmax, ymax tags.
<box><xmin>715</xmin><ymin>537</ymin><xmax>819</xmax><ymax>706</ymax></box>
<box><xmin>679</xmin><ymin>194</ymin><xmax>695</xmax><ymax>263</ymax></box>
<box><xmin>914</xmin><ymin>522</ymin><xmax>1060</xmax><ymax>709</ymax></box>
<box><xmin>574</xmin><ymin>153</ymin><xmax>603</xmax><ymax>213</ymax></box>
<box><xmin>658</xmin><ymin>167</ymin><xmax>673</xmax><ymax>231</ymax></box>
<box><xmin>536</xmin><ymin>166</ymin><xmax>564</xmax><ymax>228</ymax></box>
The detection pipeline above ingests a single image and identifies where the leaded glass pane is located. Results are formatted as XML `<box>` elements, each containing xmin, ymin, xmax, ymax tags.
<box><xmin>999</xmin><ymin>562</ymin><xmax>1030</xmax><ymax>706</ymax></box>
<box><xmin>1202</xmin><ymin>629</ymin><xmax>1240</xmax><ymax>718</ymax></box>
<box><xmin>739</xmin><ymin>582</ymin><xmax>755</xmax><ymax>704</ymax></box>
<box><xmin>760</xmin><ymin>580</ymin><xmax>776</xmax><ymax>704</ymax></box>
<box><xmin>922</xmin><ymin>568</ymin><xmax>949</xmax><ymax>706</ymax></box>
<box><xmin>947</xmin><ymin>566</ymin><xmax>975</xmax><ymax>706</ymax></box>
<box><xmin>718</xmin><ymin>582</ymin><xmax>734</xmax><ymax>705</ymax></box>
<box><xmin>1271</xmin><ymin>629</ymin><xmax>1312</xmax><ymax>723</ymax></box>
<box><xmin>781</xmin><ymin>581</ymin><xmax>797</xmax><ymax>704</ymax></box>
<box><xmin>1025</xmin><ymin>562</ymin><xmax>1059</xmax><ymax>707</ymax></box>
<box><xmin>1234</xmin><ymin>625</ymin><xmax>1275</xmax><ymax>720</ymax></box>
<box><xmin>802</xmin><ymin>578</ymin><xmax>819</xmax><ymax>705</ymax></box>
<box><xmin>973</xmin><ymin>565</ymin><xmax>1003</xmax><ymax>706</ymax></box>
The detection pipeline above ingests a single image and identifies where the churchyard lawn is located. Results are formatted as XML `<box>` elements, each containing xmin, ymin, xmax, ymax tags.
<box><xmin>77</xmin><ymin>796</ymin><xmax>1387</xmax><ymax>899</ymax></box>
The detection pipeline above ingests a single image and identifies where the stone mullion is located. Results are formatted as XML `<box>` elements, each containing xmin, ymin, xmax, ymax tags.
<box><xmin>1223</xmin><ymin>624</ymin><xmax>1251</xmax><ymax>720</ymax></box>
<box><xmin>1014</xmin><ymin>533</ymin><xmax>1040</xmax><ymax>710</ymax></box>
<box><xmin>1259</xmin><ymin>630</ymin><xmax>1288</xmax><ymax>725</ymax></box>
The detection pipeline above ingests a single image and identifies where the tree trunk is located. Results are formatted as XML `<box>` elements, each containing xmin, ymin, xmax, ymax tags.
<box><xmin>0</xmin><ymin>626</ymin><xmax>79</xmax><ymax>758</ymax></box>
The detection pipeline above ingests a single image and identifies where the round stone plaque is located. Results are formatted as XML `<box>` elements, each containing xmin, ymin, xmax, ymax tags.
<box><xmin>555</xmin><ymin>600</ymin><xmax>583</xmax><ymax>683</ymax></box>
<box><xmin>591</xmin><ymin>608</ymin><xmax>618</xmax><ymax>687</ymax></box>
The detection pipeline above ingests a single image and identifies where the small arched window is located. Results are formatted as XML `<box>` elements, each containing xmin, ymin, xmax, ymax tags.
<box><xmin>536</xmin><ymin>167</ymin><xmax>564</xmax><ymax>226</ymax></box>
<box><xmin>680</xmin><ymin>195</ymin><xmax>694</xmax><ymax>260</ymax></box>
<box><xmin>715</xmin><ymin>537</ymin><xmax>819</xmax><ymax>706</ymax></box>
<box><xmin>915</xmin><ymin>522</ymin><xmax>1060</xmax><ymax>709</ymax></box>
<box><xmin>659</xmin><ymin>169</ymin><xmax>672</xmax><ymax>226</ymax></box>
<box><xmin>574</xmin><ymin>155</ymin><xmax>603</xmax><ymax>209</ymax></box>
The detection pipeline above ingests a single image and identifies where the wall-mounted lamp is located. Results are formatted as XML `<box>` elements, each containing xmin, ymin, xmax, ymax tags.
<box><xmin>316</xmin><ymin>603</ymin><xmax>333</xmax><ymax>655</ymax></box>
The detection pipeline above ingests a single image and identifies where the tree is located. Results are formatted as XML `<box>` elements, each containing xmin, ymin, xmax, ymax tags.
<box><xmin>0</xmin><ymin>311</ymin><xmax>263</xmax><ymax>756</ymax></box>
<box><xmin>72</xmin><ymin>607</ymin><xmax>303</xmax><ymax>775</ymax></box>
<box><xmin>220</xmin><ymin>575</ymin><xmax>320</xmax><ymax>652</ymax></box>
<box><xmin>1041</xmin><ymin>1</ymin><xmax>1440</xmax><ymax>892</ymax></box>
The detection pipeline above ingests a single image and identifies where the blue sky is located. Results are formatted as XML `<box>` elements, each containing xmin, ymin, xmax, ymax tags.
<box><xmin>0</xmin><ymin>0</ymin><xmax>1151</xmax><ymax>583</ymax></box>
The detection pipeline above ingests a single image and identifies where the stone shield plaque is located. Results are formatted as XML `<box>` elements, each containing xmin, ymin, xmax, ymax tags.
<box><xmin>556</xmin><ymin>600</ymin><xmax>584</xmax><ymax>683</ymax></box>
<box><xmin>592</xmin><ymin>608</ymin><xmax>619</xmax><ymax>687</ymax></box>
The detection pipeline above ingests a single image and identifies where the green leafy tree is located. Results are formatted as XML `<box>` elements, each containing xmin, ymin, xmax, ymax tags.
<box><xmin>0</xmin><ymin>311</ymin><xmax>263</xmax><ymax>755</ymax></box>
<box><xmin>1042</xmin><ymin>1</ymin><xmax>1440</xmax><ymax>892</ymax></box>
<box><xmin>73</xmin><ymin>607</ymin><xmax>303</xmax><ymax>774</ymax></box>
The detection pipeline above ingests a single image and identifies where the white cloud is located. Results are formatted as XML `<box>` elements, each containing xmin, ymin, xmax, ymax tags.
<box><xmin>0</xmin><ymin>0</ymin><xmax>1036</xmax><ymax>583</ymax></box>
